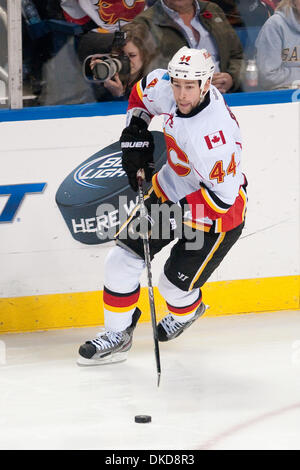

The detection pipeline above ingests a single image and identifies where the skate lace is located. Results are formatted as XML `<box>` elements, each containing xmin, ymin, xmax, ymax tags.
<box><xmin>161</xmin><ymin>314</ymin><xmax>183</xmax><ymax>334</ymax></box>
<box><xmin>92</xmin><ymin>330</ymin><xmax>123</xmax><ymax>350</ymax></box>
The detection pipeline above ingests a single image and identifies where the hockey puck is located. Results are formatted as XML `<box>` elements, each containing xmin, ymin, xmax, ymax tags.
<box><xmin>134</xmin><ymin>415</ymin><xmax>152</xmax><ymax>423</ymax></box>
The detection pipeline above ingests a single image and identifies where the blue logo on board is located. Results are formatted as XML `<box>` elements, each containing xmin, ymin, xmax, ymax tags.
<box><xmin>0</xmin><ymin>183</ymin><xmax>46</xmax><ymax>222</ymax></box>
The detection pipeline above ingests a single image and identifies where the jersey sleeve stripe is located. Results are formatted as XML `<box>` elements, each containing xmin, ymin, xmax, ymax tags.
<box><xmin>136</xmin><ymin>79</ymin><xmax>144</xmax><ymax>102</ymax></box>
<box><xmin>200</xmin><ymin>187</ymin><xmax>231</xmax><ymax>214</ymax></box>
<box><xmin>141</xmin><ymin>76</ymin><xmax>147</xmax><ymax>91</ymax></box>
<box><xmin>152</xmin><ymin>173</ymin><xmax>169</xmax><ymax>202</ymax></box>
<box><xmin>215</xmin><ymin>218</ymin><xmax>223</xmax><ymax>233</ymax></box>
<box><xmin>184</xmin><ymin>187</ymin><xmax>231</xmax><ymax>221</ymax></box>
<box><xmin>240</xmin><ymin>186</ymin><xmax>248</xmax><ymax>220</ymax></box>
<box><xmin>214</xmin><ymin>186</ymin><xmax>248</xmax><ymax>232</ymax></box>
<box><xmin>127</xmin><ymin>80</ymin><xmax>148</xmax><ymax>112</ymax></box>
<box><xmin>183</xmin><ymin>220</ymin><xmax>212</xmax><ymax>232</ymax></box>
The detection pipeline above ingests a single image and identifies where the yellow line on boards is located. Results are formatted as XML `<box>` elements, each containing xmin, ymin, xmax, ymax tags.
<box><xmin>0</xmin><ymin>275</ymin><xmax>299</xmax><ymax>333</ymax></box>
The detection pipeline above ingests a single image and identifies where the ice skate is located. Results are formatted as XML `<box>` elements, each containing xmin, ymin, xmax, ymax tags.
<box><xmin>157</xmin><ymin>302</ymin><xmax>207</xmax><ymax>342</ymax></box>
<box><xmin>77</xmin><ymin>308</ymin><xmax>141</xmax><ymax>366</ymax></box>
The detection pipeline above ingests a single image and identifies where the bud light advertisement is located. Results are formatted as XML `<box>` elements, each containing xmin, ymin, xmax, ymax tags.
<box><xmin>56</xmin><ymin>131</ymin><xmax>167</xmax><ymax>244</ymax></box>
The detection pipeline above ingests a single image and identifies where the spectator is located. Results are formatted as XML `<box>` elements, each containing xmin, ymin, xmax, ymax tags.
<box><xmin>208</xmin><ymin>1</ymin><xmax>244</xmax><ymax>27</ymax></box>
<box><xmin>88</xmin><ymin>22</ymin><xmax>158</xmax><ymax>100</ymax></box>
<box><xmin>255</xmin><ymin>0</ymin><xmax>300</xmax><ymax>90</ymax></box>
<box><xmin>205</xmin><ymin>1</ymin><xmax>281</xmax><ymax>28</ymax></box>
<box><xmin>237</xmin><ymin>0</ymin><xmax>277</xmax><ymax>27</ymax></box>
<box><xmin>131</xmin><ymin>0</ymin><xmax>244</xmax><ymax>93</ymax></box>
<box><xmin>21</xmin><ymin>0</ymin><xmax>55</xmax><ymax>102</ymax></box>
<box><xmin>61</xmin><ymin>0</ymin><xmax>148</xmax><ymax>62</ymax></box>
<box><xmin>235</xmin><ymin>1</ymin><xmax>279</xmax><ymax>58</ymax></box>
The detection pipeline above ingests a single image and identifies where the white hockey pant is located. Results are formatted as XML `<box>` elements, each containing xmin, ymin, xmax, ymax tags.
<box><xmin>104</xmin><ymin>245</ymin><xmax>200</xmax><ymax>332</ymax></box>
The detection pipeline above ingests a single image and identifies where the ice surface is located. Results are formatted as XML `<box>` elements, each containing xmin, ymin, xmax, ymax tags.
<box><xmin>0</xmin><ymin>310</ymin><xmax>300</xmax><ymax>450</ymax></box>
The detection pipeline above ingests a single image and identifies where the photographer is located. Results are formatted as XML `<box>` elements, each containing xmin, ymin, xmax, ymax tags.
<box><xmin>85</xmin><ymin>22</ymin><xmax>158</xmax><ymax>101</ymax></box>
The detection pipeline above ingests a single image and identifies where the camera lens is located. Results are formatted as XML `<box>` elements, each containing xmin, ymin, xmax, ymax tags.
<box><xmin>83</xmin><ymin>54</ymin><xmax>128</xmax><ymax>83</ymax></box>
<box><xmin>94</xmin><ymin>58</ymin><xmax>121</xmax><ymax>81</ymax></box>
<box><xmin>109</xmin><ymin>58</ymin><xmax>122</xmax><ymax>77</ymax></box>
<box><xmin>94</xmin><ymin>61</ymin><xmax>111</xmax><ymax>81</ymax></box>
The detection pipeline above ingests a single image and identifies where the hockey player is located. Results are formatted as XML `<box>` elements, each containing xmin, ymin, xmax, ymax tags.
<box><xmin>78</xmin><ymin>46</ymin><xmax>248</xmax><ymax>365</ymax></box>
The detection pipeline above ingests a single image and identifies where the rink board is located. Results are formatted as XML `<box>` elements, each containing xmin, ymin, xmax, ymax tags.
<box><xmin>0</xmin><ymin>94</ymin><xmax>299</xmax><ymax>333</ymax></box>
<box><xmin>0</xmin><ymin>275</ymin><xmax>299</xmax><ymax>333</ymax></box>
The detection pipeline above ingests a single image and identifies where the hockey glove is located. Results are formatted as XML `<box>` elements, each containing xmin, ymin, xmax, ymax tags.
<box><xmin>120</xmin><ymin>117</ymin><xmax>155</xmax><ymax>191</ymax></box>
<box><xmin>128</xmin><ymin>194</ymin><xmax>181</xmax><ymax>241</ymax></box>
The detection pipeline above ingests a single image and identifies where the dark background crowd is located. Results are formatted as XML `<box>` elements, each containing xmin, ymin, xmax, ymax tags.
<box><xmin>4</xmin><ymin>0</ymin><xmax>299</xmax><ymax>107</ymax></box>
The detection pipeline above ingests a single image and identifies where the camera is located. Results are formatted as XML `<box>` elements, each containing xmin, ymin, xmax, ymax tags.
<box><xmin>83</xmin><ymin>30</ymin><xmax>130</xmax><ymax>84</ymax></box>
<box><xmin>83</xmin><ymin>54</ymin><xmax>130</xmax><ymax>83</ymax></box>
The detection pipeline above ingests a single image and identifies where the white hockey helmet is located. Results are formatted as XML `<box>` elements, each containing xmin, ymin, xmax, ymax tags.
<box><xmin>168</xmin><ymin>47</ymin><xmax>215</xmax><ymax>91</ymax></box>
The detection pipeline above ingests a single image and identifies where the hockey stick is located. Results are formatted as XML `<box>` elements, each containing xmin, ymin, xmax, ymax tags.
<box><xmin>137</xmin><ymin>169</ymin><xmax>161</xmax><ymax>387</ymax></box>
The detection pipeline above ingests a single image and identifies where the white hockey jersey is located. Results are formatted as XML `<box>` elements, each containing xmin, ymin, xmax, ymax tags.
<box><xmin>127</xmin><ymin>69</ymin><xmax>248</xmax><ymax>233</ymax></box>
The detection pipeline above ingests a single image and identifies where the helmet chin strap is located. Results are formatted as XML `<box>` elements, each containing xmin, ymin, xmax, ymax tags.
<box><xmin>199</xmin><ymin>78</ymin><xmax>212</xmax><ymax>103</ymax></box>
<box><xmin>199</xmin><ymin>88</ymin><xmax>208</xmax><ymax>104</ymax></box>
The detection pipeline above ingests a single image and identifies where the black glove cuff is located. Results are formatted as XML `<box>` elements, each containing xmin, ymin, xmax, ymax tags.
<box><xmin>129</xmin><ymin>116</ymin><xmax>148</xmax><ymax>131</ymax></box>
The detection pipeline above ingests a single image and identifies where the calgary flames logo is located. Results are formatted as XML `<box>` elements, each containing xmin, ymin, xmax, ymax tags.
<box><xmin>97</xmin><ymin>0</ymin><xmax>145</xmax><ymax>25</ymax></box>
<box><xmin>164</xmin><ymin>132</ymin><xmax>191</xmax><ymax>177</ymax></box>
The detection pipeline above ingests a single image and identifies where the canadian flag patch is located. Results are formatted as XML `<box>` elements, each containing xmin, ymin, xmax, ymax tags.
<box><xmin>204</xmin><ymin>130</ymin><xmax>226</xmax><ymax>149</ymax></box>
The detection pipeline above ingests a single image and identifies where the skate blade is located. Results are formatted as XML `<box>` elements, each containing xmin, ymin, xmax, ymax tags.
<box><xmin>76</xmin><ymin>351</ymin><xmax>128</xmax><ymax>367</ymax></box>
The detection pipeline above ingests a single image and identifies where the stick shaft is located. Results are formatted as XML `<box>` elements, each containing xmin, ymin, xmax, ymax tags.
<box><xmin>137</xmin><ymin>174</ymin><xmax>161</xmax><ymax>387</ymax></box>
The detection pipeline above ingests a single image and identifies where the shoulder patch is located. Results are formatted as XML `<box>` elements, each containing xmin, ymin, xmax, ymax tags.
<box><xmin>204</xmin><ymin>130</ymin><xmax>226</xmax><ymax>150</ymax></box>
<box><xmin>146</xmin><ymin>77</ymin><xmax>158</xmax><ymax>89</ymax></box>
<box><xmin>162</xmin><ymin>72</ymin><xmax>170</xmax><ymax>81</ymax></box>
